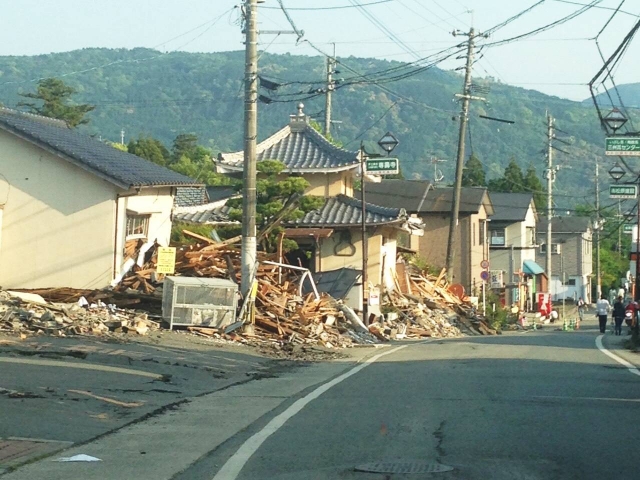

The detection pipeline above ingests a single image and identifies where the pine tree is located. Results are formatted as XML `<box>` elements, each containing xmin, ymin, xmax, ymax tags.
<box><xmin>523</xmin><ymin>165</ymin><xmax>546</xmax><ymax>212</ymax></box>
<box><xmin>18</xmin><ymin>78</ymin><xmax>95</xmax><ymax>127</ymax></box>
<box><xmin>461</xmin><ymin>153</ymin><xmax>486</xmax><ymax>187</ymax></box>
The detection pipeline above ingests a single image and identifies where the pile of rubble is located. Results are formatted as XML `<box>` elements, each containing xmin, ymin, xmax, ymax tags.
<box><xmin>0</xmin><ymin>290</ymin><xmax>160</xmax><ymax>338</ymax></box>
<box><xmin>1</xmin><ymin>234</ymin><xmax>495</xmax><ymax>348</ymax></box>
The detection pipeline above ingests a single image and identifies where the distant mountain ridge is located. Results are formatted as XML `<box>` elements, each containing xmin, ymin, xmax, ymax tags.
<box><xmin>0</xmin><ymin>48</ymin><xmax>611</xmax><ymax>207</ymax></box>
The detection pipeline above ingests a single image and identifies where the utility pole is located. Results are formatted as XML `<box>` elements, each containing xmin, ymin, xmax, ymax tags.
<box><xmin>241</xmin><ymin>0</ymin><xmax>259</xmax><ymax>297</ymax></box>
<box><xmin>617</xmin><ymin>200</ymin><xmax>622</xmax><ymax>254</ymax></box>
<box><xmin>445</xmin><ymin>27</ymin><xmax>486</xmax><ymax>282</ymax></box>
<box><xmin>360</xmin><ymin>142</ymin><xmax>369</xmax><ymax>326</ymax></box>
<box><xmin>324</xmin><ymin>45</ymin><xmax>336</xmax><ymax>137</ymax></box>
<box><xmin>546</xmin><ymin>113</ymin><xmax>554</xmax><ymax>297</ymax></box>
<box><xmin>431</xmin><ymin>156</ymin><xmax>446</xmax><ymax>185</ymax></box>
<box><xmin>120</xmin><ymin>129</ymin><xmax>125</xmax><ymax>145</ymax></box>
<box><xmin>595</xmin><ymin>157</ymin><xmax>601</xmax><ymax>300</ymax></box>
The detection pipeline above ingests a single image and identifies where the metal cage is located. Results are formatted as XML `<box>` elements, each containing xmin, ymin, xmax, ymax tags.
<box><xmin>162</xmin><ymin>276</ymin><xmax>238</xmax><ymax>329</ymax></box>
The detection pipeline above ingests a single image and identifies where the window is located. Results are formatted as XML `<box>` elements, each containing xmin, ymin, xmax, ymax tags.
<box><xmin>563</xmin><ymin>278</ymin><xmax>576</xmax><ymax>286</ymax></box>
<box><xmin>126</xmin><ymin>214</ymin><xmax>150</xmax><ymax>239</ymax></box>
<box><xmin>540</xmin><ymin>243</ymin><xmax>561</xmax><ymax>254</ymax></box>
<box><xmin>527</xmin><ymin>227</ymin><xmax>536</xmax><ymax>247</ymax></box>
<box><xmin>490</xmin><ymin>229</ymin><xmax>505</xmax><ymax>246</ymax></box>
<box><xmin>479</xmin><ymin>220</ymin><xmax>486</xmax><ymax>246</ymax></box>
<box><xmin>473</xmin><ymin>223</ymin><xmax>476</xmax><ymax>246</ymax></box>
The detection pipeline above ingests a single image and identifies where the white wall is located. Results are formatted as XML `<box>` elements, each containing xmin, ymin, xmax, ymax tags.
<box><xmin>0</xmin><ymin>130</ymin><xmax>117</xmax><ymax>288</ymax></box>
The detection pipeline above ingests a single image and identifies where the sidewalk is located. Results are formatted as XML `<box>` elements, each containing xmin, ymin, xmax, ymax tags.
<box><xmin>600</xmin><ymin>329</ymin><xmax>640</xmax><ymax>369</ymax></box>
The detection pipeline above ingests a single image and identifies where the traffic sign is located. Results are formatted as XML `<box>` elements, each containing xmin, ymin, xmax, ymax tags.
<box><xmin>609</xmin><ymin>184</ymin><xmax>637</xmax><ymax>199</ymax></box>
<box><xmin>623</xmin><ymin>224</ymin><xmax>635</xmax><ymax>234</ymax></box>
<box><xmin>480</xmin><ymin>259</ymin><xmax>490</xmax><ymax>270</ymax></box>
<box><xmin>365</xmin><ymin>157</ymin><xmax>399</xmax><ymax>175</ymax></box>
<box><xmin>606</xmin><ymin>137</ymin><xmax>640</xmax><ymax>156</ymax></box>
<box><xmin>480</xmin><ymin>270</ymin><xmax>490</xmax><ymax>282</ymax></box>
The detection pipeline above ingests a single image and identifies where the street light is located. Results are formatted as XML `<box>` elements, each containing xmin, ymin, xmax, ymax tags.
<box><xmin>603</xmin><ymin>108</ymin><xmax>628</xmax><ymax>133</ymax></box>
<box><xmin>377</xmin><ymin>132</ymin><xmax>399</xmax><ymax>154</ymax></box>
<box><xmin>360</xmin><ymin>131</ymin><xmax>398</xmax><ymax>328</ymax></box>
<box><xmin>609</xmin><ymin>163</ymin><xmax>626</xmax><ymax>182</ymax></box>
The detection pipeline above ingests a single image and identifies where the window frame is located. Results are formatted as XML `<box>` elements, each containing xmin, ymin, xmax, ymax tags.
<box><xmin>126</xmin><ymin>214</ymin><xmax>150</xmax><ymax>240</ymax></box>
<box><xmin>489</xmin><ymin>228</ymin><xmax>506</xmax><ymax>247</ymax></box>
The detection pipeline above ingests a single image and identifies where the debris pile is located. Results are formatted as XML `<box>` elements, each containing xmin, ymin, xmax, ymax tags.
<box><xmin>0</xmin><ymin>290</ymin><xmax>160</xmax><ymax>338</ymax></box>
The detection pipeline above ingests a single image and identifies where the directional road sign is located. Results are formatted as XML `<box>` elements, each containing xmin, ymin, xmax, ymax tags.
<box><xmin>609</xmin><ymin>184</ymin><xmax>637</xmax><ymax>199</ymax></box>
<box><xmin>365</xmin><ymin>157</ymin><xmax>399</xmax><ymax>175</ymax></box>
<box><xmin>606</xmin><ymin>137</ymin><xmax>640</xmax><ymax>156</ymax></box>
<box><xmin>623</xmin><ymin>224</ymin><xmax>635</xmax><ymax>234</ymax></box>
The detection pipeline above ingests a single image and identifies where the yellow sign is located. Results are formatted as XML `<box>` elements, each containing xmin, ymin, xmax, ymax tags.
<box><xmin>156</xmin><ymin>247</ymin><xmax>177</xmax><ymax>274</ymax></box>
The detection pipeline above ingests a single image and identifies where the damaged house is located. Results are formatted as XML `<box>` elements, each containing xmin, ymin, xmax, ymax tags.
<box><xmin>211</xmin><ymin>104</ymin><xmax>422</xmax><ymax>312</ymax></box>
<box><xmin>0</xmin><ymin>108</ymin><xmax>202</xmax><ymax>289</ymax></box>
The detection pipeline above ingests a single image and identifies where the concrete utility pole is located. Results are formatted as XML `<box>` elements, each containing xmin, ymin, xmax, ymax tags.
<box><xmin>445</xmin><ymin>27</ymin><xmax>485</xmax><ymax>282</ymax></box>
<box><xmin>595</xmin><ymin>157</ymin><xmax>601</xmax><ymax>300</ymax></box>
<box><xmin>120</xmin><ymin>129</ymin><xmax>125</xmax><ymax>145</ymax></box>
<box><xmin>241</xmin><ymin>0</ymin><xmax>259</xmax><ymax>297</ymax></box>
<box><xmin>546</xmin><ymin>113</ymin><xmax>554</xmax><ymax>295</ymax></box>
<box><xmin>324</xmin><ymin>46</ymin><xmax>336</xmax><ymax>137</ymax></box>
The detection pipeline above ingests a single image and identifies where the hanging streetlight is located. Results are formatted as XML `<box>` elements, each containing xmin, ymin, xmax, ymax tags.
<box><xmin>608</xmin><ymin>163</ymin><xmax>626</xmax><ymax>182</ymax></box>
<box><xmin>377</xmin><ymin>132</ymin><xmax>399</xmax><ymax>154</ymax></box>
<box><xmin>603</xmin><ymin>108</ymin><xmax>628</xmax><ymax>133</ymax></box>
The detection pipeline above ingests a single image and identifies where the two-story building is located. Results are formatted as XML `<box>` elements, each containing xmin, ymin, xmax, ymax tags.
<box><xmin>536</xmin><ymin>217</ymin><xmax>592</xmax><ymax>302</ymax></box>
<box><xmin>361</xmin><ymin>180</ymin><xmax>494</xmax><ymax>295</ymax></box>
<box><xmin>213</xmin><ymin>104</ymin><xmax>418</xmax><ymax>315</ymax></box>
<box><xmin>487</xmin><ymin>193</ymin><xmax>545</xmax><ymax>309</ymax></box>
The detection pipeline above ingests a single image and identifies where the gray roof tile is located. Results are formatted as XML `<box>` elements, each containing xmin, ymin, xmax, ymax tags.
<box><xmin>0</xmin><ymin>108</ymin><xmax>201</xmax><ymax>189</ymax></box>
<box><xmin>218</xmin><ymin>123</ymin><xmax>359</xmax><ymax>172</ymax></box>
<box><xmin>489</xmin><ymin>193</ymin><xmax>535</xmax><ymax>222</ymax></box>
<box><xmin>537</xmin><ymin>216</ymin><xmax>591</xmax><ymax>233</ymax></box>
<box><xmin>173</xmin><ymin>204</ymin><xmax>237</xmax><ymax>224</ymax></box>
<box><xmin>289</xmin><ymin>194</ymin><xmax>405</xmax><ymax>227</ymax></box>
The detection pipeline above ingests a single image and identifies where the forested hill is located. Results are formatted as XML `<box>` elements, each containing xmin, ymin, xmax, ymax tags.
<box><xmin>0</xmin><ymin>48</ymin><xmax>608</xmax><ymax>207</ymax></box>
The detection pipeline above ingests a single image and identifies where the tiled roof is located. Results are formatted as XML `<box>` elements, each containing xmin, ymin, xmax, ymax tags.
<box><xmin>175</xmin><ymin>187</ymin><xmax>208</xmax><ymax>207</ymax></box>
<box><xmin>537</xmin><ymin>216</ymin><xmax>591</xmax><ymax>234</ymax></box>
<box><xmin>288</xmin><ymin>194</ymin><xmax>406</xmax><ymax>228</ymax></box>
<box><xmin>217</xmin><ymin>121</ymin><xmax>359</xmax><ymax>172</ymax></box>
<box><xmin>489</xmin><ymin>193</ymin><xmax>535</xmax><ymax>222</ymax></box>
<box><xmin>206</xmin><ymin>186</ymin><xmax>238</xmax><ymax>202</ymax></box>
<box><xmin>0</xmin><ymin>108</ymin><xmax>201</xmax><ymax>189</ymax></box>
<box><xmin>358</xmin><ymin>180</ymin><xmax>494</xmax><ymax>215</ymax></box>
<box><xmin>173</xmin><ymin>204</ymin><xmax>238</xmax><ymax>225</ymax></box>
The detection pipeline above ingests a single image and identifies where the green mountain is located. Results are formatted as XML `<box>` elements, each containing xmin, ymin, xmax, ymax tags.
<box><xmin>0</xmin><ymin>48</ymin><xmax>609</xmax><ymax>209</ymax></box>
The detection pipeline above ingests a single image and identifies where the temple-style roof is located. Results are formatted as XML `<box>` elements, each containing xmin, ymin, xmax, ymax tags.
<box><xmin>216</xmin><ymin>104</ymin><xmax>360</xmax><ymax>174</ymax></box>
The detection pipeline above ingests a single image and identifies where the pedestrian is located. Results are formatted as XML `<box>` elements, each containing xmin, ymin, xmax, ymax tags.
<box><xmin>596</xmin><ymin>293</ymin><xmax>611</xmax><ymax>334</ymax></box>
<box><xmin>613</xmin><ymin>295</ymin><xmax>626</xmax><ymax>336</ymax></box>
<box><xmin>578</xmin><ymin>297</ymin><xmax>586</xmax><ymax>328</ymax></box>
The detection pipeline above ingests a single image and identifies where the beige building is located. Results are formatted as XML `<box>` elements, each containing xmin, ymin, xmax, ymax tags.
<box><xmin>487</xmin><ymin>193</ymin><xmax>544</xmax><ymax>309</ymax></box>
<box><xmin>0</xmin><ymin>108</ymin><xmax>201</xmax><ymax>289</ymax></box>
<box><xmin>363</xmin><ymin>180</ymin><xmax>494</xmax><ymax>295</ymax></box>
<box><xmin>213</xmin><ymin>105</ymin><xmax>418</xmax><ymax>313</ymax></box>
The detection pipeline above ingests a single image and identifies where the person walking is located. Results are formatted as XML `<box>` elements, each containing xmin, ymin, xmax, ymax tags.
<box><xmin>577</xmin><ymin>297</ymin><xmax>585</xmax><ymax>325</ymax></box>
<box><xmin>596</xmin><ymin>294</ymin><xmax>611</xmax><ymax>334</ymax></box>
<box><xmin>613</xmin><ymin>295</ymin><xmax>626</xmax><ymax>336</ymax></box>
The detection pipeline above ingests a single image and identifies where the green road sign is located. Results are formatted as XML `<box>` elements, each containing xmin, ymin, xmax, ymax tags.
<box><xmin>605</xmin><ymin>137</ymin><xmax>640</xmax><ymax>156</ymax></box>
<box><xmin>365</xmin><ymin>157</ymin><xmax>399</xmax><ymax>175</ymax></box>
<box><xmin>609</xmin><ymin>184</ymin><xmax>637</xmax><ymax>199</ymax></box>
<box><xmin>623</xmin><ymin>224</ymin><xmax>635</xmax><ymax>234</ymax></box>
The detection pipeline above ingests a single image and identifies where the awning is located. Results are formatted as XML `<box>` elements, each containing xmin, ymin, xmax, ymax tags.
<box><xmin>523</xmin><ymin>260</ymin><xmax>545</xmax><ymax>275</ymax></box>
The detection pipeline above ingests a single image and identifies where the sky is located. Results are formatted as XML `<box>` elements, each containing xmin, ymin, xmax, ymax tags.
<box><xmin>0</xmin><ymin>0</ymin><xmax>638</xmax><ymax>101</ymax></box>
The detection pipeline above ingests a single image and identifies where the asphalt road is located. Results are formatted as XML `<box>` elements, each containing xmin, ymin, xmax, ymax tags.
<box><xmin>192</xmin><ymin>317</ymin><xmax>640</xmax><ymax>480</ymax></box>
<box><xmin>4</xmin><ymin>316</ymin><xmax>640</xmax><ymax>479</ymax></box>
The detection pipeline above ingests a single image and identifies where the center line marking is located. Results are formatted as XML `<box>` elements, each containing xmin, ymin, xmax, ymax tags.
<box><xmin>212</xmin><ymin>342</ymin><xmax>417</xmax><ymax>480</ymax></box>
<box><xmin>595</xmin><ymin>335</ymin><xmax>640</xmax><ymax>377</ymax></box>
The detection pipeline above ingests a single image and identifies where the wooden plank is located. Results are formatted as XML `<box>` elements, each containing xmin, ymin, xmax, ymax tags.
<box><xmin>182</xmin><ymin>229</ymin><xmax>215</xmax><ymax>244</ymax></box>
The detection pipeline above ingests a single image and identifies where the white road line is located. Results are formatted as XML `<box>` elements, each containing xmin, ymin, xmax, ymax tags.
<box><xmin>595</xmin><ymin>335</ymin><xmax>640</xmax><ymax>377</ymax></box>
<box><xmin>0</xmin><ymin>356</ymin><xmax>162</xmax><ymax>379</ymax></box>
<box><xmin>212</xmin><ymin>343</ymin><xmax>412</xmax><ymax>480</ymax></box>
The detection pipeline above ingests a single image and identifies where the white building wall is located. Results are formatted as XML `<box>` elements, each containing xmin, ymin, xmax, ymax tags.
<box><xmin>0</xmin><ymin>130</ymin><xmax>117</xmax><ymax>288</ymax></box>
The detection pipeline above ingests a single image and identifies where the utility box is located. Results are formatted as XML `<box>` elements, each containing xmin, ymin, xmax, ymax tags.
<box><xmin>162</xmin><ymin>276</ymin><xmax>238</xmax><ymax>329</ymax></box>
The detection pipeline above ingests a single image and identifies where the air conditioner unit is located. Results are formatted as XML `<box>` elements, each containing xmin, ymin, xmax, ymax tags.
<box><xmin>162</xmin><ymin>276</ymin><xmax>238</xmax><ymax>330</ymax></box>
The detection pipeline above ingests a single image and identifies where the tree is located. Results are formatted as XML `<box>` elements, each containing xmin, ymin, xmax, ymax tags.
<box><xmin>127</xmin><ymin>135</ymin><xmax>170</xmax><ymax>166</ymax></box>
<box><xmin>523</xmin><ymin>165</ymin><xmax>546</xmax><ymax>212</ymax></box>
<box><xmin>18</xmin><ymin>78</ymin><xmax>95</xmax><ymax>127</ymax></box>
<box><xmin>487</xmin><ymin>158</ymin><xmax>525</xmax><ymax>193</ymax></box>
<box><xmin>227</xmin><ymin>160</ymin><xmax>323</xmax><ymax>252</ymax></box>
<box><xmin>461</xmin><ymin>153</ymin><xmax>486</xmax><ymax>187</ymax></box>
<box><xmin>171</xmin><ymin>133</ymin><xmax>200</xmax><ymax>163</ymax></box>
